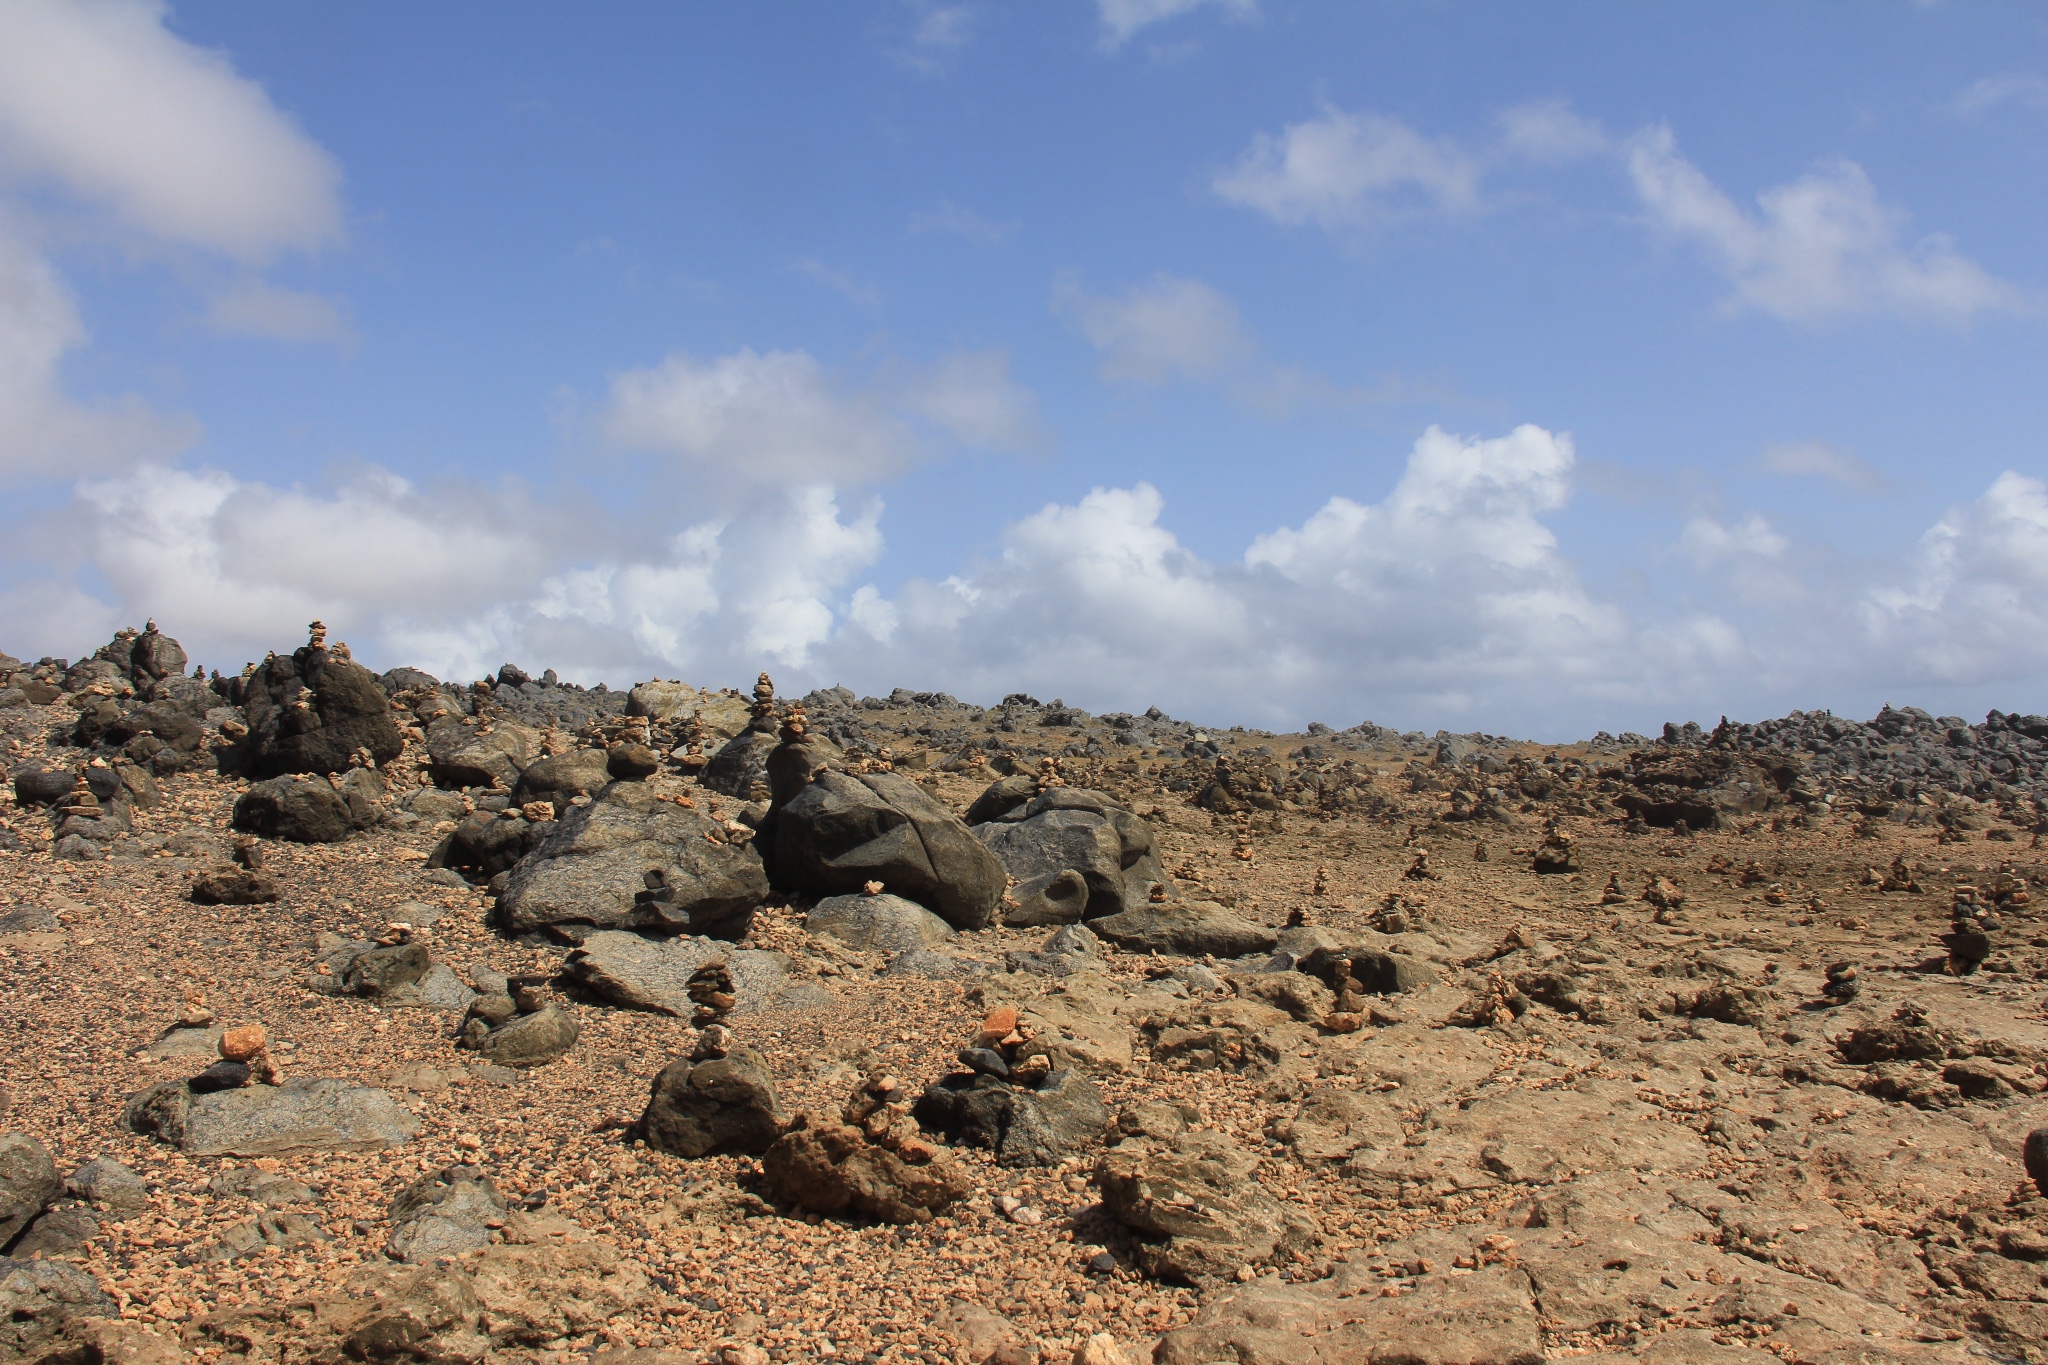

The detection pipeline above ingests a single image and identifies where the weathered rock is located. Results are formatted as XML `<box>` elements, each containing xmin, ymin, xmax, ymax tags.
<box><xmin>125</xmin><ymin>1078</ymin><xmax>421</xmax><ymax>1156</ymax></box>
<box><xmin>970</xmin><ymin>785</ymin><xmax>1169</xmax><ymax>920</ymax></box>
<box><xmin>1089</xmin><ymin>901</ymin><xmax>1276</xmax><ymax>959</ymax></box>
<box><xmin>636</xmin><ymin>1044</ymin><xmax>786</xmax><ymax>1158</ymax></box>
<box><xmin>237</xmin><ymin>642</ymin><xmax>405</xmax><ymax>778</ymax></box>
<box><xmin>915</xmin><ymin>1069</ymin><xmax>1110</xmax><ymax>1168</ymax></box>
<box><xmin>1095</xmin><ymin>1130</ymin><xmax>1319</xmax><ymax>1284</ymax></box>
<box><xmin>1004</xmin><ymin>923</ymin><xmax>1103</xmax><ymax>978</ymax></box>
<box><xmin>1297</xmin><ymin>945</ymin><xmax>1439</xmax><ymax>995</ymax></box>
<box><xmin>190</xmin><ymin>864</ymin><xmax>281</xmax><ymax>905</ymax></box>
<box><xmin>806</xmin><ymin>892</ymin><xmax>956</xmax><ymax>955</ymax></box>
<box><xmin>699</xmin><ymin>729</ymin><xmax>781</xmax><ymax>800</ymax></box>
<box><xmin>1004</xmin><ymin>868</ymin><xmax>1091</xmax><ymax>927</ymax></box>
<box><xmin>66</xmin><ymin>1157</ymin><xmax>149</xmax><ymax>1219</ymax></box>
<box><xmin>0</xmin><ymin>1133</ymin><xmax>60</xmax><ymax>1246</ymax></box>
<box><xmin>626</xmin><ymin>681</ymin><xmax>750</xmax><ymax>738</ymax></box>
<box><xmin>343</xmin><ymin>942</ymin><xmax>432</xmax><ymax>998</ymax></box>
<box><xmin>0</xmin><ymin>1256</ymin><xmax>118</xmax><ymax>1360</ymax></box>
<box><xmin>232</xmin><ymin>775</ymin><xmax>375</xmax><ymax>844</ymax></box>
<box><xmin>562</xmin><ymin>932</ymin><xmax>822</xmax><ymax>1017</ymax></box>
<box><xmin>7</xmin><ymin>1202</ymin><xmax>96</xmax><ymax>1258</ymax></box>
<box><xmin>1154</xmin><ymin>1261</ymin><xmax>1544</xmax><ymax>1365</ymax></box>
<box><xmin>471</xmin><ymin>1005</ymin><xmax>579</xmax><ymax>1069</ymax></box>
<box><xmin>770</xmin><ymin>770</ymin><xmax>1006</xmax><ymax>929</ymax></box>
<box><xmin>1267</xmin><ymin>1087</ymin><xmax>1403</xmax><ymax>1162</ymax></box>
<box><xmin>387</xmin><ymin>1166</ymin><xmax>508</xmax><ymax>1264</ymax></box>
<box><xmin>510</xmin><ymin>749</ymin><xmax>611</xmax><ymax>807</ymax></box>
<box><xmin>425</xmin><ymin>719</ymin><xmax>541</xmax><ymax>790</ymax></box>
<box><xmin>1615</xmin><ymin>746</ymin><xmax>1802</xmax><ymax>830</ymax></box>
<box><xmin>192</xmin><ymin>1257</ymin><xmax>490</xmax><ymax>1363</ymax></box>
<box><xmin>2025</xmin><ymin>1126</ymin><xmax>2048</xmax><ymax>1197</ymax></box>
<box><xmin>762</xmin><ymin>1113</ymin><xmax>972</xmax><ymax>1225</ymax></box>
<box><xmin>1139</xmin><ymin>998</ymin><xmax>1312</xmax><ymax>1076</ymax></box>
<box><xmin>496</xmin><ymin>781</ymin><xmax>767</xmax><ymax>938</ymax></box>
<box><xmin>430</xmin><ymin>812</ymin><xmax>547</xmax><ymax>883</ymax></box>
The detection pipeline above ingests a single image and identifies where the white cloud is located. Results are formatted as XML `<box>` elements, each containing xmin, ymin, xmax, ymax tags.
<box><xmin>1680</xmin><ymin>513</ymin><xmax>1788</xmax><ymax>568</ymax></box>
<box><xmin>602</xmin><ymin>346</ymin><xmax>1039</xmax><ymax>487</ymax></box>
<box><xmin>1097</xmin><ymin>0</ymin><xmax>1256</xmax><ymax>50</ymax></box>
<box><xmin>203</xmin><ymin>279</ymin><xmax>355</xmax><ymax>346</ymax></box>
<box><xmin>0</xmin><ymin>222</ymin><xmax>196</xmax><ymax>479</ymax></box>
<box><xmin>1625</xmin><ymin>125</ymin><xmax>2022</xmax><ymax>323</ymax></box>
<box><xmin>1053</xmin><ymin>273</ymin><xmax>1254</xmax><ymax>384</ymax></box>
<box><xmin>604</xmin><ymin>348</ymin><xmax>914</xmax><ymax>487</ymax></box>
<box><xmin>1497</xmin><ymin>99</ymin><xmax>1610</xmax><ymax>162</ymax></box>
<box><xmin>1864</xmin><ymin>471</ymin><xmax>2048</xmax><ymax>685</ymax></box>
<box><xmin>0</xmin><ymin>0</ymin><xmax>342</xmax><ymax>260</ymax></box>
<box><xmin>1758</xmin><ymin>440</ymin><xmax>1888</xmax><ymax>494</ymax></box>
<box><xmin>1951</xmin><ymin>73</ymin><xmax>2048</xmax><ymax>118</ymax></box>
<box><xmin>897</xmin><ymin>350</ymin><xmax>1045</xmax><ymax>450</ymax></box>
<box><xmin>909</xmin><ymin>198</ymin><xmax>1017</xmax><ymax>244</ymax></box>
<box><xmin>912</xmin><ymin>3</ymin><xmax>974</xmax><ymax>51</ymax></box>
<box><xmin>1214</xmin><ymin>105</ymin><xmax>1480</xmax><ymax>232</ymax></box>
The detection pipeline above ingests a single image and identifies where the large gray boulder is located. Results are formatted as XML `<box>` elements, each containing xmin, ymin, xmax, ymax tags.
<box><xmin>915</xmin><ymin>1070</ymin><xmax>1109</xmax><ymax>1168</ymax></box>
<box><xmin>970</xmin><ymin>784</ymin><xmax>1170</xmax><ymax>921</ymax></box>
<box><xmin>495</xmin><ymin>780</ymin><xmax>768</xmax><ymax>938</ymax></box>
<box><xmin>425</xmin><ymin>719</ymin><xmax>542</xmax><ymax>790</ymax></box>
<box><xmin>125</xmin><ymin>1078</ymin><xmax>421</xmax><ymax>1156</ymax></box>
<box><xmin>805</xmin><ymin>893</ymin><xmax>956</xmax><ymax>955</ymax></box>
<box><xmin>471</xmin><ymin>1005</ymin><xmax>579</xmax><ymax>1069</ymax></box>
<box><xmin>770</xmin><ymin>770</ymin><xmax>1005</xmax><ymax>930</ymax></box>
<box><xmin>1089</xmin><ymin>901</ymin><xmax>1276</xmax><ymax>959</ymax></box>
<box><xmin>236</xmin><ymin>642</ymin><xmax>405</xmax><ymax>778</ymax></box>
<box><xmin>510</xmin><ymin>749</ymin><xmax>611</xmax><ymax>806</ymax></box>
<box><xmin>0</xmin><ymin>1134</ymin><xmax>60</xmax><ymax>1245</ymax></box>
<box><xmin>1096</xmin><ymin>1129</ymin><xmax>1320</xmax><ymax>1284</ymax></box>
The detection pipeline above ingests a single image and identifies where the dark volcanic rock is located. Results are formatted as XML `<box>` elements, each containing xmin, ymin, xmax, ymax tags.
<box><xmin>970</xmin><ymin>784</ymin><xmax>1170</xmax><ymax>920</ymax></box>
<box><xmin>915</xmin><ymin>1069</ymin><xmax>1109</xmax><ymax>1168</ymax></box>
<box><xmin>231</xmin><ymin>774</ymin><xmax>376</xmax><ymax>843</ymax></box>
<box><xmin>636</xmin><ymin>1043</ymin><xmax>786</xmax><ymax>1158</ymax></box>
<box><xmin>0</xmin><ymin>1133</ymin><xmax>61</xmax><ymax>1246</ymax></box>
<box><xmin>237</xmin><ymin>641</ymin><xmax>405</xmax><ymax>778</ymax></box>
<box><xmin>770</xmin><ymin>770</ymin><xmax>1005</xmax><ymax>930</ymax></box>
<box><xmin>496</xmin><ymin>780</ymin><xmax>768</xmax><ymax>938</ymax></box>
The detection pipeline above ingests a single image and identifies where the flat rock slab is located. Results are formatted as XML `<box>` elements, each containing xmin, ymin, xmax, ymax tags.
<box><xmin>564</xmin><ymin>930</ymin><xmax>829</xmax><ymax>1017</ymax></box>
<box><xmin>1089</xmin><ymin>901</ymin><xmax>1277</xmax><ymax>958</ymax></box>
<box><xmin>181</xmin><ymin>1079</ymin><xmax>421</xmax><ymax>1157</ymax></box>
<box><xmin>143</xmin><ymin>1026</ymin><xmax>224</xmax><ymax>1059</ymax></box>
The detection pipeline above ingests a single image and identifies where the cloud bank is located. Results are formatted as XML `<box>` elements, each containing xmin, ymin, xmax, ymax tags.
<box><xmin>10</xmin><ymin>414</ymin><xmax>2047</xmax><ymax>738</ymax></box>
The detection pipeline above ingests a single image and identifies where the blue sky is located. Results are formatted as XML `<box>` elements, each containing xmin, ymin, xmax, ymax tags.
<box><xmin>2</xmin><ymin>0</ymin><xmax>2046</xmax><ymax>737</ymax></box>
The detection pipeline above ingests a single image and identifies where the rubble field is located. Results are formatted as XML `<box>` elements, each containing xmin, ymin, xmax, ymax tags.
<box><xmin>4</xmin><ymin>622</ymin><xmax>2048</xmax><ymax>1365</ymax></box>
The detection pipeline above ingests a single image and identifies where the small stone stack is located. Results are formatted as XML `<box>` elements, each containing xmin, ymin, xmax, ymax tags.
<box><xmin>687</xmin><ymin>961</ymin><xmax>736</xmax><ymax>1028</ymax></box>
<box><xmin>1945</xmin><ymin>884</ymin><xmax>1998</xmax><ymax>974</ymax></box>
<box><xmin>1530</xmin><ymin>821</ymin><xmax>1577</xmax><ymax>874</ymax></box>
<box><xmin>1821</xmin><ymin>962</ymin><xmax>1860</xmax><ymax>1005</ymax></box>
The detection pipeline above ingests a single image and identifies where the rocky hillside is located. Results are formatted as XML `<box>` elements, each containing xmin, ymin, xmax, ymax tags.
<box><xmin>2</xmin><ymin>621</ymin><xmax>2047</xmax><ymax>1365</ymax></box>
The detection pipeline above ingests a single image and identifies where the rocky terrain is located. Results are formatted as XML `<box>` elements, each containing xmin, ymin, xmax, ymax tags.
<box><xmin>4</xmin><ymin>621</ymin><xmax>2048</xmax><ymax>1365</ymax></box>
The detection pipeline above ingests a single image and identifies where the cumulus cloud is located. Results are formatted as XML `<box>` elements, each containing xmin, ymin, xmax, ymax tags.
<box><xmin>1864</xmin><ymin>471</ymin><xmax>2048</xmax><ymax>685</ymax></box>
<box><xmin>897</xmin><ymin>350</ymin><xmax>1045</xmax><ymax>450</ymax></box>
<box><xmin>1053</xmin><ymin>273</ymin><xmax>1253</xmax><ymax>384</ymax></box>
<box><xmin>1214</xmin><ymin>105</ymin><xmax>1480</xmax><ymax>232</ymax></box>
<box><xmin>603</xmin><ymin>346</ymin><xmax>1036</xmax><ymax>486</ymax></box>
<box><xmin>1758</xmin><ymin>440</ymin><xmax>1888</xmax><ymax>494</ymax></box>
<box><xmin>1097</xmin><ymin>0</ymin><xmax>1256</xmax><ymax>50</ymax></box>
<box><xmin>1624</xmin><ymin>125</ymin><xmax>2021</xmax><ymax>323</ymax></box>
<box><xmin>204</xmin><ymin>279</ymin><xmax>355</xmax><ymax>346</ymax></box>
<box><xmin>0</xmin><ymin>0</ymin><xmax>342</xmax><ymax>260</ymax></box>
<box><xmin>0</xmin><ymin>222</ymin><xmax>196</xmax><ymax>479</ymax></box>
<box><xmin>0</xmin><ymin>0</ymin><xmax>345</xmax><ymax>485</ymax></box>
<box><xmin>0</xmin><ymin>459</ymin><xmax>884</xmax><ymax>686</ymax></box>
